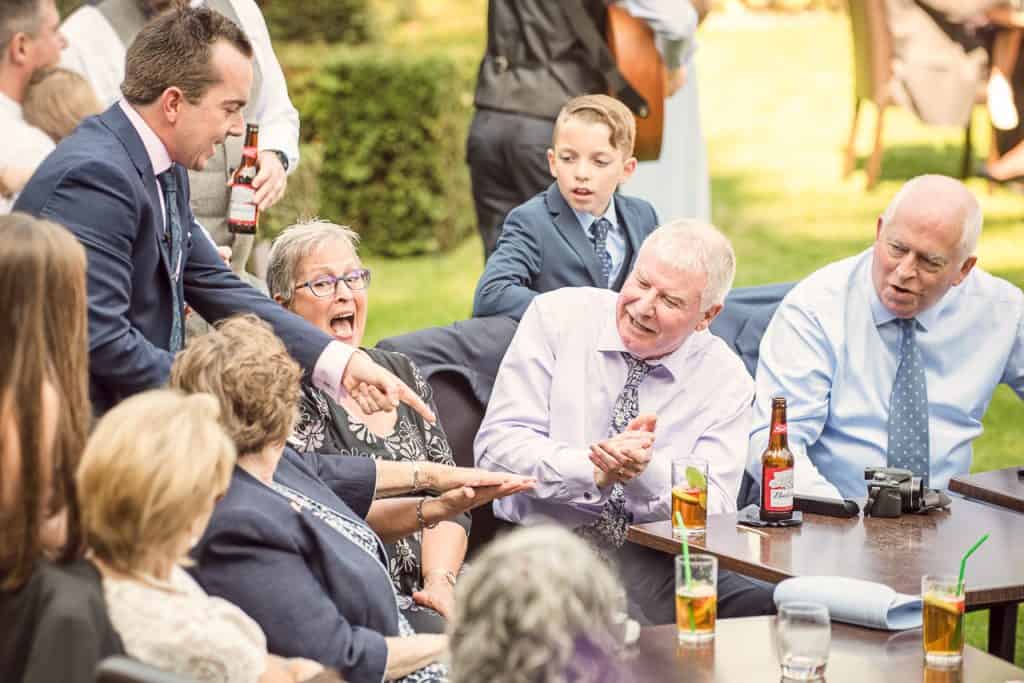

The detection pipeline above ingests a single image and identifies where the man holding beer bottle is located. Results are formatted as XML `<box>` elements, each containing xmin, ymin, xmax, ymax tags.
<box><xmin>747</xmin><ymin>175</ymin><xmax>1024</xmax><ymax>500</ymax></box>
<box><xmin>476</xmin><ymin>219</ymin><xmax>776</xmax><ymax>625</ymax></box>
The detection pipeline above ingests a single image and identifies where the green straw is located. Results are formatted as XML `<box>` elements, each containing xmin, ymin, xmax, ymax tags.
<box><xmin>957</xmin><ymin>533</ymin><xmax>989</xmax><ymax>596</ymax></box>
<box><xmin>674</xmin><ymin>511</ymin><xmax>697</xmax><ymax>632</ymax></box>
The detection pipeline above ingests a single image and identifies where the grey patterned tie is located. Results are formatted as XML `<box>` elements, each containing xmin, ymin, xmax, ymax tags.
<box><xmin>577</xmin><ymin>352</ymin><xmax>653</xmax><ymax>549</ymax></box>
<box><xmin>589</xmin><ymin>217</ymin><xmax>614</xmax><ymax>287</ymax></box>
<box><xmin>887</xmin><ymin>318</ymin><xmax>930</xmax><ymax>486</ymax></box>
<box><xmin>157</xmin><ymin>170</ymin><xmax>184</xmax><ymax>353</ymax></box>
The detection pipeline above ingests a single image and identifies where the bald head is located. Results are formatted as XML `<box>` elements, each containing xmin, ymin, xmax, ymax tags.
<box><xmin>880</xmin><ymin>174</ymin><xmax>981</xmax><ymax>261</ymax></box>
<box><xmin>871</xmin><ymin>175</ymin><xmax>980</xmax><ymax>318</ymax></box>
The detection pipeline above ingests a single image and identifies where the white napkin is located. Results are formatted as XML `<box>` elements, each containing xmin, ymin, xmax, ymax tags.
<box><xmin>773</xmin><ymin>576</ymin><xmax>921</xmax><ymax>631</ymax></box>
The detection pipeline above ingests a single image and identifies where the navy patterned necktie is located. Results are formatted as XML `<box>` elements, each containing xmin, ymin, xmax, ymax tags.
<box><xmin>156</xmin><ymin>170</ymin><xmax>184</xmax><ymax>354</ymax></box>
<box><xmin>577</xmin><ymin>352</ymin><xmax>653</xmax><ymax>550</ymax></box>
<box><xmin>887</xmin><ymin>318</ymin><xmax>930</xmax><ymax>486</ymax></box>
<box><xmin>589</xmin><ymin>217</ymin><xmax>614</xmax><ymax>287</ymax></box>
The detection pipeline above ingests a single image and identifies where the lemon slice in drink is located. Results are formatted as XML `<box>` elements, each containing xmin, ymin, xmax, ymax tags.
<box><xmin>924</xmin><ymin>592</ymin><xmax>964</xmax><ymax>615</ymax></box>
<box><xmin>672</xmin><ymin>487</ymin><xmax>700</xmax><ymax>505</ymax></box>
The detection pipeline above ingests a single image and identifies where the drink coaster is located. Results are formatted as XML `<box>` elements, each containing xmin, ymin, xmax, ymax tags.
<box><xmin>737</xmin><ymin>504</ymin><xmax>803</xmax><ymax>528</ymax></box>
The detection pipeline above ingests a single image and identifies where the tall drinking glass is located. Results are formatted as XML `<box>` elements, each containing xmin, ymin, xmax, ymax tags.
<box><xmin>922</xmin><ymin>575</ymin><xmax>965</xmax><ymax>668</ymax></box>
<box><xmin>776</xmin><ymin>602</ymin><xmax>830</xmax><ymax>680</ymax></box>
<box><xmin>675</xmin><ymin>554</ymin><xmax>717</xmax><ymax>644</ymax></box>
<box><xmin>672</xmin><ymin>458</ymin><xmax>708</xmax><ymax>538</ymax></box>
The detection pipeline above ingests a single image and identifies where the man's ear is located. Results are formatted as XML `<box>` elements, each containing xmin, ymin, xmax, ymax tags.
<box><xmin>952</xmin><ymin>255</ymin><xmax>977</xmax><ymax>287</ymax></box>
<box><xmin>161</xmin><ymin>87</ymin><xmax>185</xmax><ymax>124</ymax></box>
<box><xmin>696</xmin><ymin>303</ymin><xmax>723</xmax><ymax>331</ymax></box>
<box><xmin>6</xmin><ymin>32</ymin><xmax>30</xmax><ymax>68</ymax></box>
<box><xmin>547</xmin><ymin>148</ymin><xmax>557</xmax><ymax>179</ymax></box>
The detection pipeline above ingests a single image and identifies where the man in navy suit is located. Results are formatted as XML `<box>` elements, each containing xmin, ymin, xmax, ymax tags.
<box><xmin>472</xmin><ymin>95</ymin><xmax>660</xmax><ymax>321</ymax></box>
<box><xmin>14</xmin><ymin>6</ymin><xmax>431</xmax><ymax>418</ymax></box>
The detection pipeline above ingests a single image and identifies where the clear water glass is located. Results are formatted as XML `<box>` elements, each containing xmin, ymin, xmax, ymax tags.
<box><xmin>776</xmin><ymin>602</ymin><xmax>831</xmax><ymax>680</ymax></box>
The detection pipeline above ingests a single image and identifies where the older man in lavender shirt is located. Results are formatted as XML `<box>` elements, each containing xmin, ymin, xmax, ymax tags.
<box><xmin>475</xmin><ymin>219</ymin><xmax>776</xmax><ymax>624</ymax></box>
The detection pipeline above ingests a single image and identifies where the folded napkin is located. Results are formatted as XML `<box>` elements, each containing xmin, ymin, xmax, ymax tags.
<box><xmin>773</xmin><ymin>576</ymin><xmax>921</xmax><ymax>631</ymax></box>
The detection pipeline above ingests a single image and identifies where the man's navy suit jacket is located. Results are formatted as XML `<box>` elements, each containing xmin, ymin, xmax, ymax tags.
<box><xmin>472</xmin><ymin>182</ymin><xmax>660</xmax><ymax>321</ymax></box>
<box><xmin>14</xmin><ymin>104</ymin><xmax>333</xmax><ymax>412</ymax></box>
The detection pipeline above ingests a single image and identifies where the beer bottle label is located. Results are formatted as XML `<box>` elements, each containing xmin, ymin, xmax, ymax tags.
<box><xmin>228</xmin><ymin>185</ymin><xmax>257</xmax><ymax>228</ymax></box>
<box><xmin>762</xmin><ymin>466</ymin><xmax>794</xmax><ymax>512</ymax></box>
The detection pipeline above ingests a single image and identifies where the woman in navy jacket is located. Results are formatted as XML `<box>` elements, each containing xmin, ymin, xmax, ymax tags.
<box><xmin>172</xmin><ymin>315</ymin><xmax>533</xmax><ymax>683</ymax></box>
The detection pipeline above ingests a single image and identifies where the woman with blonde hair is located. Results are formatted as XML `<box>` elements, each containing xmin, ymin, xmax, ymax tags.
<box><xmin>24</xmin><ymin>67</ymin><xmax>103</xmax><ymax>144</ymax></box>
<box><xmin>79</xmin><ymin>389</ymin><xmax>334</xmax><ymax>683</ymax></box>
<box><xmin>171</xmin><ymin>315</ymin><xmax>534</xmax><ymax>683</ymax></box>
<box><xmin>0</xmin><ymin>213</ymin><xmax>123</xmax><ymax>682</ymax></box>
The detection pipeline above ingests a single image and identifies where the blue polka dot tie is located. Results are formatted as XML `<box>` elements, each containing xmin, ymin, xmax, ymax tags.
<box><xmin>589</xmin><ymin>217</ymin><xmax>614</xmax><ymax>287</ymax></box>
<box><xmin>887</xmin><ymin>318</ymin><xmax>930</xmax><ymax>486</ymax></box>
<box><xmin>577</xmin><ymin>353</ymin><xmax>653</xmax><ymax>550</ymax></box>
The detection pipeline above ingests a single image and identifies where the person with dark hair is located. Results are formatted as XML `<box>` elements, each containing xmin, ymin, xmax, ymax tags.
<box><xmin>0</xmin><ymin>213</ymin><xmax>124</xmax><ymax>683</ymax></box>
<box><xmin>13</xmin><ymin>6</ymin><xmax>431</xmax><ymax>420</ymax></box>
<box><xmin>62</xmin><ymin>0</ymin><xmax>298</xmax><ymax>277</ymax></box>
<box><xmin>0</xmin><ymin>0</ymin><xmax>66</xmax><ymax>212</ymax></box>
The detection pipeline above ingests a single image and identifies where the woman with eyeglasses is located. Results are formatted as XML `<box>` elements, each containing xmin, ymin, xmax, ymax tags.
<box><xmin>266</xmin><ymin>220</ymin><xmax>466</xmax><ymax>634</ymax></box>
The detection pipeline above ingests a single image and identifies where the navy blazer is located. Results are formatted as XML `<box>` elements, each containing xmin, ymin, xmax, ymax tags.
<box><xmin>472</xmin><ymin>182</ymin><xmax>659</xmax><ymax>321</ymax></box>
<box><xmin>192</xmin><ymin>449</ymin><xmax>392</xmax><ymax>683</ymax></box>
<box><xmin>13</xmin><ymin>105</ymin><xmax>333</xmax><ymax>412</ymax></box>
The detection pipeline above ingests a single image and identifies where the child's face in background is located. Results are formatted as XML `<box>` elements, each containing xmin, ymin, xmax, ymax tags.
<box><xmin>547</xmin><ymin>118</ymin><xmax>636</xmax><ymax>216</ymax></box>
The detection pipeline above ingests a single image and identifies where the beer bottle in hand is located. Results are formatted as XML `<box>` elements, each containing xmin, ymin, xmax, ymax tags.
<box><xmin>760</xmin><ymin>396</ymin><xmax>794</xmax><ymax>522</ymax></box>
<box><xmin>227</xmin><ymin>124</ymin><xmax>259</xmax><ymax>235</ymax></box>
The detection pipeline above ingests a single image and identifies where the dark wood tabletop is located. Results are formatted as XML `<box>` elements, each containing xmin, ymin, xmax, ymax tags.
<box><xmin>629</xmin><ymin>496</ymin><xmax>1024</xmax><ymax>608</ymax></box>
<box><xmin>626</xmin><ymin>617</ymin><xmax>1024</xmax><ymax>682</ymax></box>
<box><xmin>950</xmin><ymin>467</ymin><xmax>1024</xmax><ymax>515</ymax></box>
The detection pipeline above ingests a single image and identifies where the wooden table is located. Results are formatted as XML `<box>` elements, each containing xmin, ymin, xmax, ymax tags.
<box><xmin>950</xmin><ymin>467</ymin><xmax>1024</xmax><ymax>515</ymax></box>
<box><xmin>628</xmin><ymin>497</ymin><xmax>1024</xmax><ymax>662</ymax></box>
<box><xmin>627</xmin><ymin>617</ymin><xmax>1024</xmax><ymax>682</ymax></box>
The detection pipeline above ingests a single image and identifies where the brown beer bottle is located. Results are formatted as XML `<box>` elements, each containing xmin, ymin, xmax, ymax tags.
<box><xmin>227</xmin><ymin>123</ymin><xmax>260</xmax><ymax>235</ymax></box>
<box><xmin>760</xmin><ymin>396</ymin><xmax>795</xmax><ymax>522</ymax></box>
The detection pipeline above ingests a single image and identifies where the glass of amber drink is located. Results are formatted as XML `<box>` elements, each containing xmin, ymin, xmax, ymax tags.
<box><xmin>675</xmin><ymin>554</ymin><xmax>717</xmax><ymax>645</ymax></box>
<box><xmin>672</xmin><ymin>459</ymin><xmax>708</xmax><ymax>538</ymax></box>
<box><xmin>921</xmin><ymin>575</ymin><xmax>965</xmax><ymax>668</ymax></box>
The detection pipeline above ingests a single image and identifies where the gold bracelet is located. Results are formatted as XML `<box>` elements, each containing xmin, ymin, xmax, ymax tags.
<box><xmin>416</xmin><ymin>496</ymin><xmax>439</xmax><ymax>530</ymax></box>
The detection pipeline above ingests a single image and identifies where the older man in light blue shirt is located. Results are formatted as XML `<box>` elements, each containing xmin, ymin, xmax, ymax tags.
<box><xmin>748</xmin><ymin>175</ymin><xmax>1024</xmax><ymax>500</ymax></box>
<box><xmin>476</xmin><ymin>219</ymin><xmax>776</xmax><ymax>624</ymax></box>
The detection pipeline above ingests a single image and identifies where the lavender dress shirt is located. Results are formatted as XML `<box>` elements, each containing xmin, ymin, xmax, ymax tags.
<box><xmin>475</xmin><ymin>287</ymin><xmax>754</xmax><ymax>528</ymax></box>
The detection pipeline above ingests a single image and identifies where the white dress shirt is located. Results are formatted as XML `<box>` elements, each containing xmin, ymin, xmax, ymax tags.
<box><xmin>0</xmin><ymin>92</ymin><xmax>56</xmax><ymax>213</ymax></box>
<box><xmin>475</xmin><ymin>287</ymin><xmax>754</xmax><ymax>528</ymax></box>
<box><xmin>60</xmin><ymin>0</ymin><xmax>299</xmax><ymax>170</ymax></box>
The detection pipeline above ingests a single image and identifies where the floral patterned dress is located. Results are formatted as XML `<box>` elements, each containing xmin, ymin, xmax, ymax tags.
<box><xmin>289</xmin><ymin>348</ymin><xmax>469</xmax><ymax>635</ymax></box>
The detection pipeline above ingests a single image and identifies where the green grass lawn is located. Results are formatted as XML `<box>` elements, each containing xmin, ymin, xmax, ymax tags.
<box><xmin>355</xmin><ymin>5</ymin><xmax>1024</xmax><ymax>661</ymax></box>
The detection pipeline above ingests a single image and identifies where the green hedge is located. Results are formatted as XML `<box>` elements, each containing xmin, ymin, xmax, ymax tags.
<box><xmin>253</xmin><ymin>0</ymin><xmax>374</xmax><ymax>45</ymax></box>
<box><xmin>259</xmin><ymin>142</ymin><xmax>323</xmax><ymax>243</ymax></box>
<box><xmin>305</xmin><ymin>47</ymin><xmax>475</xmax><ymax>256</ymax></box>
<box><xmin>56</xmin><ymin>0</ymin><xmax>375</xmax><ymax>46</ymax></box>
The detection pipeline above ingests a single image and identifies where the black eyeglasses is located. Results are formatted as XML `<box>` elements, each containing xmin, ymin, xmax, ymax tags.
<box><xmin>295</xmin><ymin>268</ymin><xmax>372</xmax><ymax>298</ymax></box>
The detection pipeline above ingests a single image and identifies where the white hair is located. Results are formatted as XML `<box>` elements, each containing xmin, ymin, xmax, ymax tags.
<box><xmin>266</xmin><ymin>219</ymin><xmax>360</xmax><ymax>305</ymax></box>
<box><xmin>640</xmin><ymin>218</ymin><xmax>736</xmax><ymax>310</ymax></box>
<box><xmin>879</xmin><ymin>175</ymin><xmax>982</xmax><ymax>261</ymax></box>
<box><xmin>448</xmin><ymin>525</ymin><xmax>626</xmax><ymax>683</ymax></box>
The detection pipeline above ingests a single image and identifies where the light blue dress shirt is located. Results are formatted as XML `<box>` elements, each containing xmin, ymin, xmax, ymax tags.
<box><xmin>747</xmin><ymin>249</ymin><xmax>1024</xmax><ymax>499</ymax></box>
<box><xmin>476</xmin><ymin>287</ymin><xmax>754</xmax><ymax>528</ymax></box>
<box><xmin>573</xmin><ymin>202</ymin><xmax>625</xmax><ymax>286</ymax></box>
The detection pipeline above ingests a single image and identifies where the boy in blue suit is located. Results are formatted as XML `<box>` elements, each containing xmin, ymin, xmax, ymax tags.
<box><xmin>472</xmin><ymin>94</ymin><xmax>660</xmax><ymax>321</ymax></box>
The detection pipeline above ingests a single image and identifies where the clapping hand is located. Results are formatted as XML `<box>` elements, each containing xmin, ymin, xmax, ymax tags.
<box><xmin>590</xmin><ymin>414</ymin><xmax>657</xmax><ymax>487</ymax></box>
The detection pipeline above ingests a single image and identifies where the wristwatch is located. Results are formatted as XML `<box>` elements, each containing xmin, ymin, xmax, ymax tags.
<box><xmin>267</xmin><ymin>149</ymin><xmax>289</xmax><ymax>172</ymax></box>
<box><xmin>425</xmin><ymin>568</ymin><xmax>457</xmax><ymax>588</ymax></box>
